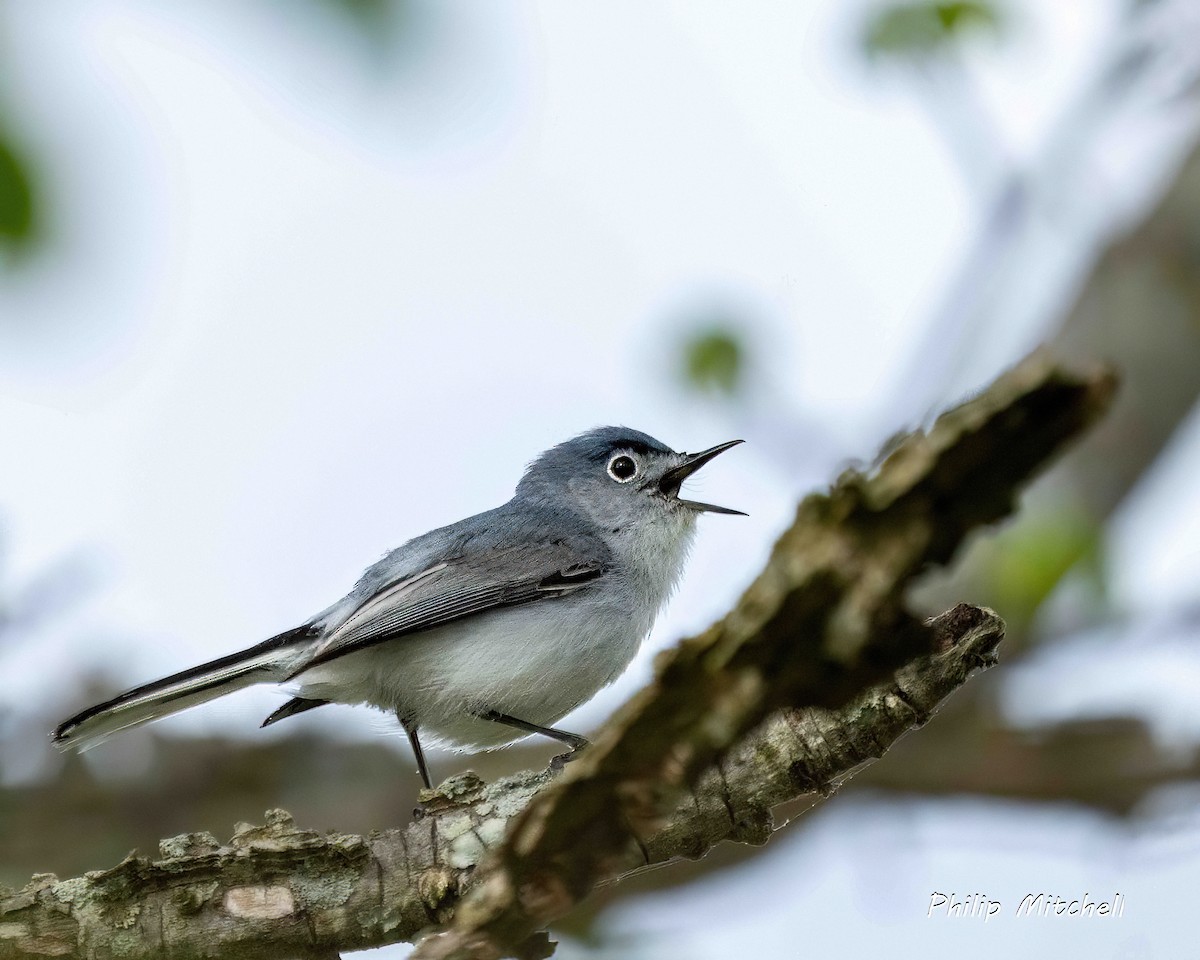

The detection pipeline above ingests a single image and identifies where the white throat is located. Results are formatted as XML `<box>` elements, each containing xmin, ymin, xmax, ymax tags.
<box><xmin>606</xmin><ymin>509</ymin><xmax>697</xmax><ymax>620</ymax></box>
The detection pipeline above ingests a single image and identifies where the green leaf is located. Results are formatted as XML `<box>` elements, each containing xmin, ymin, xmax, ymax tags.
<box><xmin>863</xmin><ymin>1</ymin><xmax>1002</xmax><ymax>60</ymax></box>
<box><xmin>681</xmin><ymin>328</ymin><xmax>744</xmax><ymax>397</ymax></box>
<box><xmin>981</xmin><ymin>505</ymin><xmax>1105</xmax><ymax>630</ymax></box>
<box><xmin>320</xmin><ymin>0</ymin><xmax>393</xmax><ymax>36</ymax></box>
<box><xmin>303</xmin><ymin>0</ymin><xmax>416</xmax><ymax>61</ymax></box>
<box><xmin>0</xmin><ymin>130</ymin><xmax>36</xmax><ymax>251</ymax></box>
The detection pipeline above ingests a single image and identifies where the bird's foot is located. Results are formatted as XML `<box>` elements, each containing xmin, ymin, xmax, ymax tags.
<box><xmin>549</xmin><ymin>741</ymin><xmax>589</xmax><ymax>773</ymax></box>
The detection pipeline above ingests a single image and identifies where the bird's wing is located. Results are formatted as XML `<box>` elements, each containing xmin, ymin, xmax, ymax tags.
<box><xmin>291</xmin><ymin>539</ymin><xmax>608</xmax><ymax>676</ymax></box>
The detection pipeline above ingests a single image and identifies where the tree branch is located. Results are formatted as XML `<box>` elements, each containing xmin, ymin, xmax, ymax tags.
<box><xmin>415</xmin><ymin>354</ymin><xmax>1114</xmax><ymax>960</ymax></box>
<box><xmin>0</xmin><ymin>353</ymin><xmax>1115</xmax><ymax>960</ymax></box>
<box><xmin>0</xmin><ymin>606</ymin><xmax>1002</xmax><ymax>960</ymax></box>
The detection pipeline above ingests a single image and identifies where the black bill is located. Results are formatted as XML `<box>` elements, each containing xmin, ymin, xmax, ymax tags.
<box><xmin>657</xmin><ymin>439</ymin><xmax>746</xmax><ymax>515</ymax></box>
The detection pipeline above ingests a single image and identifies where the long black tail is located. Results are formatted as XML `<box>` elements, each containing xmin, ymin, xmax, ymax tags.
<box><xmin>53</xmin><ymin>626</ymin><xmax>314</xmax><ymax>751</ymax></box>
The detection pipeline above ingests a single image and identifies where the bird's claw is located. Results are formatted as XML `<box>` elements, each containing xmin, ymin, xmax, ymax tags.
<box><xmin>549</xmin><ymin>739</ymin><xmax>589</xmax><ymax>772</ymax></box>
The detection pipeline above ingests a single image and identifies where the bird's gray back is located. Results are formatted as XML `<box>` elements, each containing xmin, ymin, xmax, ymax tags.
<box><xmin>311</xmin><ymin>496</ymin><xmax>614</xmax><ymax>636</ymax></box>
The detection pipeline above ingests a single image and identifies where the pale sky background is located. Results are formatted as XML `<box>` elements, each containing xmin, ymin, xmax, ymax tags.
<box><xmin>1</xmin><ymin>2</ymin><xmax>1199</xmax><ymax>957</ymax></box>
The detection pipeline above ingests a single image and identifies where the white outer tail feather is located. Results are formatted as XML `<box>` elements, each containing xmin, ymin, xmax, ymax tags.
<box><xmin>53</xmin><ymin>633</ymin><xmax>306</xmax><ymax>751</ymax></box>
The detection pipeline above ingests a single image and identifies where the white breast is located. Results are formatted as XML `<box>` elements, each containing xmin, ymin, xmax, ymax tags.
<box><xmin>296</xmin><ymin>587</ymin><xmax>646</xmax><ymax>750</ymax></box>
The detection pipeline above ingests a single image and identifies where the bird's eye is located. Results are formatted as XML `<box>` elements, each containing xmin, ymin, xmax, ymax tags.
<box><xmin>607</xmin><ymin>454</ymin><xmax>638</xmax><ymax>482</ymax></box>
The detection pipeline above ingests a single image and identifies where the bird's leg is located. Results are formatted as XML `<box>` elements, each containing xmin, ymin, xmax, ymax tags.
<box><xmin>477</xmin><ymin>709</ymin><xmax>589</xmax><ymax>770</ymax></box>
<box><xmin>399</xmin><ymin>715</ymin><xmax>433</xmax><ymax>791</ymax></box>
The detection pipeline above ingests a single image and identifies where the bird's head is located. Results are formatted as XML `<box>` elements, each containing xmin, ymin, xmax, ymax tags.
<box><xmin>516</xmin><ymin>427</ymin><xmax>745</xmax><ymax>532</ymax></box>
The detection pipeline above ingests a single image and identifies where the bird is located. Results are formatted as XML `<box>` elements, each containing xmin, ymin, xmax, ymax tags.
<box><xmin>53</xmin><ymin>427</ymin><xmax>744</xmax><ymax>789</ymax></box>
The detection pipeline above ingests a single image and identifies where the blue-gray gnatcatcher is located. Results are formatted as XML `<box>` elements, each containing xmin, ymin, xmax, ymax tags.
<box><xmin>53</xmin><ymin>427</ymin><xmax>743</xmax><ymax>788</ymax></box>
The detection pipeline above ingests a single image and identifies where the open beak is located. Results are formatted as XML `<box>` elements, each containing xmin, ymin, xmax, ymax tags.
<box><xmin>657</xmin><ymin>439</ymin><xmax>746</xmax><ymax>515</ymax></box>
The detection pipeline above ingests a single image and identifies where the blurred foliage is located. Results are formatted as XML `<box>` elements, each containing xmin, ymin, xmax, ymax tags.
<box><xmin>974</xmin><ymin>502</ymin><xmax>1105</xmax><ymax>635</ymax></box>
<box><xmin>862</xmin><ymin>1</ymin><xmax>1003</xmax><ymax>59</ymax></box>
<box><xmin>679</xmin><ymin>326</ymin><xmax>745</xmax><ymax>397</ymax></box>
<box><xmin>0</xmin><ymin>0</ymin><xmax>422</xmax><ymax>273</ymax></box>
<box><xmin>0</xmin><ymin>0</ymin><xmax>429</xmax><ymax>270</ymax></box>
<box><xmin>0</xmin><ymin>127</ymin><xmax>36</xmax><ymax>258</ymax></box>
<box><xmin>322</xmin><ymin>0</ymin><xmax>394</xmax><ymax>32</ymax></box>
<box><xmin>297</xmin><ymin>0</ymin><xmax>419</xmax><ymax>66</ymax></box>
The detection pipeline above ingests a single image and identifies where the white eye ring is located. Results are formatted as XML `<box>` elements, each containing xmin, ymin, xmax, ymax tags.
<box><xmin>607</xmin><ymin>454</ymin><xmax>638</xmax><ymax>482</ymax></box>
